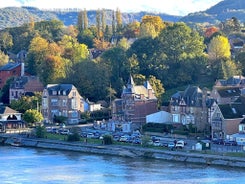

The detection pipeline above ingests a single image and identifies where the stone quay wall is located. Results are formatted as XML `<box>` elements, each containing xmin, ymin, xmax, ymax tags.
<box><xmin>2</xmin><ymin>135</ymin><xmax>245</xmax><ymax>168</ymax></box>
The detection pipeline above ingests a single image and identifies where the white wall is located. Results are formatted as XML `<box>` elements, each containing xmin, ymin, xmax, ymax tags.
<box><xmin>146</xmin><ymin>111</ymin><xmax>172</xmax><ymax>124</ymax></box>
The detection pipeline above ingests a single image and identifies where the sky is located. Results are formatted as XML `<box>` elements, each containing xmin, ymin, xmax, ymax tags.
<box><xmin>0</xmin><ymin>0</ymin><xmax>224</xmax><ymax>16</ymax></box>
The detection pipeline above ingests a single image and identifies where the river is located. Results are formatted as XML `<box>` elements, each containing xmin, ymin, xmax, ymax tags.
<box><xmin>0</xmin><ymin>146</ymin><xmax>244</xmax><ymax>184</ymax></box>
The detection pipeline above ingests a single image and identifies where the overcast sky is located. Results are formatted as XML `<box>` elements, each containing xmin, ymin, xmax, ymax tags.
<box><xmin>0</xmin><ymin>0</ymin><xmax>223</xmax><ymax>16</ymax></box>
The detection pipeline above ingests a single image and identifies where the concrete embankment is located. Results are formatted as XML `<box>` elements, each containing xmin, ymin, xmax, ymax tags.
<box><xmin>2</xmin><ymin>136</ymin><xmax>245</xmax><ymax>168</ymax></box>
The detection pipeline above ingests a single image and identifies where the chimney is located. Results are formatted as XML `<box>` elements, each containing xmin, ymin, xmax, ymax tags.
<box><xmin>21</xmin><ymin>62</ymin><xmax>24</xmax><ymax>76</ymax></box>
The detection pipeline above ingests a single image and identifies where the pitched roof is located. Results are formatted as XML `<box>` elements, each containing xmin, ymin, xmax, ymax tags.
<box><xmin>0</xmin><ymin>62</ymin><xmax>21</xmax><ymax>71</ymax></box>
<box><xmin>216</xmin><ymin>87</ymin><xmax>241</xmax><ymax>97</ymax></box>
<box><xmin>46</xmin><ymin>84</ymin><xmax>76</xmax><ymax>96</ymax></box>
<box><xmin>171</xmin><ymin>85</ymin><xmax>203</xmax><ymax>107</ymax></box>
<box><xmin>218</xmin><ymin>97</ymin><xmax>245</xmax><ymax>119</ymax></box>
<box><xmin>0</xmin><ymin>106</ymin><xmax>18</xmax><ymax>114</ymax></box>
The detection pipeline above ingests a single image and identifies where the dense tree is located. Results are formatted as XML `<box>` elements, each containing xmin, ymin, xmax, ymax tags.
<box><xmin>140</xmin><ymin>23</ymin><xmax>157</xmax><ymax>38</ymax></box>
<box><xmin>10</xmin><ymin>93</ymin><xmax>42</xmax><ymax>113</ymax></box>
<box><xmin>117</xmin><ymin>37</ymin><xmax>130</xmax><ymax>50</ymax></box>
<box><xmin>111</xmin><ymin>10</ymin><xmax>116</xmax><ymax>35</ymax></box>
<box><xmin>0</xmin><ymin>50</ymin><xmax>9</xmax><ymax>66</ymax></box>
<box><xmin>157</xmin><ymin>22</ymin><xmax>205</xmax><ymax>63</ymax></box>
<box><xmin>208</xmin><ymin>35</ymin><xmax>231</xmax><ymax>61</ymax></box>
<box><xmin>0</xmin><ymin>77</ymin><xmax>14</xmax><ymax>104</ymax></box>
<box><xmin>77</xmin><ymin>28</ymin><xmax>95</xmax><ymax>48</ymax></box>
<box><xmin>96</xmin><ymin>9</ymin><xmax>102</xmax><ymax>38</ymax></box>
<box><xmin>65</xmin><ymin>60</ymin><xmax>110</xmax><ymax>102</ymax></box>
<box><xmin>235</xmin><ymin>52</ymin><xmax>245</xmax><ymax>75</ymax></box>
<box><xmin>34</xmin><ymin>20</ymin><xmax>64</xmax><ymax>42</ymax></box>
<box><xmin>38</xmin><ymin>55</ymin><xmax>67</xmax><ymax>85</ymax></box>
<box><xmin>101</xmin><ymin>47</ymin><xmax>130</xmax><ymax>96</ymax></box>
<box><xmin>123</xmin><ymin>21</ymin><xmax>140</xmax><ymax>38</ymax></box>
<box><xmin>59</xmin><ymin>35</ymin><xmax>89</xmax><ymax>63</ymax></box>
<box><xmin>127</xmin><ymin>37</ymin><xmax>159</xmax><ymax>77</ymax></box>
<box><xmin>77</xmin><ymin>10</ymin><xmax>84</xmax><ymax>33</ymax></box>
<box><xmin>116</xmin><ymin>8</ymin><xmax>123</xmax><ymax>33</ymax></box>
<box><xmin>140</xmin><ymin>15</ymin><xmax>165</xmax><ymax>38</ymax></box>
<box><xmin>27</xmin><ymin>36</ymin><xmax>49</xmax><ymax>75</ymax></box>
<box><xmin>23</xmin><ymin>109</ymin><xmax>43</xmax><ymax>127</ymax></box>
<box><xmin>0</xmin><ymin>31</ymin><xmax>13</xmax><ymax>52</ymax></box>
<box><xmin>219</xmin><ymin>17</ymin><xmax>241</xmax><ymax>35</ymax></box>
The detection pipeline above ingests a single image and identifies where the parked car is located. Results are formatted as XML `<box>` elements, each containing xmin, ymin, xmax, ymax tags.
<box><xmin>60</xmin><ymin>129</ymin><xmax>70</xmax><ymax>135</ymax></box>
<box><xmin>167</xmin><ymin>143</ymin><xmax>175</xmax><ymax>150</ymax></box>
<box><xmin>224</xmin><ymin>140</ymin><xmax>237</xmax><ymax>146</ymax></box>
<box><xmin>153</xmin><ymin>141</ymin><xmax>161</xmax><ymax>147</ymax></box>
<box><xmin>87</xmin><ymin>133</ymin><xmax>94</xmax><ymax>138</ymax></box>
<box><xmin>212</xmin><ymin>138</ymin><xmax>224</xmax><ymax>145</ymax></box>
<box><xmin>175</xmin><ymin>140</ymin><xmax>185</xmax><ymax>149</ymax></box>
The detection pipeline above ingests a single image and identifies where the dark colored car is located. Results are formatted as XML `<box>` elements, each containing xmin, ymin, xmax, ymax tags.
<box><xmin>224</xmin><ymin>140</ymin><xmax>237</xmax><ymax>146</ymax></box>
<box><xmin>212</xmin><ymin>138</ymin><xmax>224</xmax><ymax>145</ymax></box>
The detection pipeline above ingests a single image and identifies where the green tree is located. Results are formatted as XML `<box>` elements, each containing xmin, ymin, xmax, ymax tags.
<box><xmin>148</xmin><ymin>75</ymin><xmax>165</xmax><ymax>102</ymax></box>
<box><xmin>0</xmin><ymin>77</ymin><xmax>14</xmax><ymax>104</ymax></box>
<box><xmin>0</xmin><ymin>31</ymin><xmax>13</xmax><ymax>52</ymax></box>
<box><xmin>65</xmin><ymin>60</ymin><xmax>110</xmax><ymax>102</ymax></box>
<box><xmin>35</xmin><ymin>126</ymin><xmax>46</xmax><ymax>138</ymax></box>
<box><xmin>10</xmin><ymin>93</ymin><xmax>42</xmax><ymax>113</ymax></box>
<box><xmin>77</xmin><ymin>28</ymin><xmax>95</xmax><ymax>48</ymax></box>
<box><xmin>101</xmin><ymin>47</ymin><xmax>130</xmax><ymax>96</ymax></box>
<box><xmin>235</xmin><ymin>52</ymin><xmax>245</xmax><ymax>76</ymax></box>
<box><xmin>116</xmin><ymin>8</ymin><xmax>123</xmax><ymax>33</ymax></box>
<box><xmin>157</xmin><ymin>22</ymin><xmax>205</xmax><ymax>63</ymax></box>
<box><xmin>38</xmin><ymin>55</ymin><xmax>67</xmax><ymax>85</ymax></box>
<box><xmin>117</xmin><ymin>37</ymin><xmax>130</xmax><ymax>50</ymax></box>
<box><xmin>23</xmin><ymin>109</ymin><xmax>44</xmax><ymax>127</ymax></box>
<box><xmin>127</xmin><ymin>37</ymin><xmax>158</xmax><ymax>77</ymax></box>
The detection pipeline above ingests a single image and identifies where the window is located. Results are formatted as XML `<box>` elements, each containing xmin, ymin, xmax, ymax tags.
<box><xmin>52</xmin><ymin>90</ymin><xmax>57</xmax><ymax>95</ymax></box>
<box><xmin>62</xmin><ymin>99</ymin><xmax>67</xmax><ymax>106</ymax></box>
<box><xmin>62</xmin><ymin>110</ymin><xmax>68</xmax><ymax>117</ymax></box>
<box><xmin>42</xmin><ymin>98</ymin><xmax>48</xmax><ymax>108</ymax></box>
<box><xmin>51</xmin><ymin>98</ymin><xmax>58</xmax><ymax>106</ymax></box>
<box><xmin>71</xmin><ymin>111</ymin><xmax>78</xmax><ymax>118</ymax></box>
<box><xmin>172</xmin><ymin>114</ymin><xmax>179</xmax><ymax>123</ymax></box>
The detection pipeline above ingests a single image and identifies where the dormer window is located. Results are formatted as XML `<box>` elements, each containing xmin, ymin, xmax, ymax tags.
<box><xmin>52</xmin><ymin>90</ymin><xmax>57</xmax><ymax>95</ymax></box>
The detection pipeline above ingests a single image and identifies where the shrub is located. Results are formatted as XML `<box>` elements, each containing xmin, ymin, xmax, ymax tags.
<box><xmin>67</xmin><ymin>132</ymin><xmax>80</xmax><ymax>142</ymax></box>
<box><xmin>103</xmin><ymin>135</ymin><xmax>113</xmax><ymax>145</ymax></box>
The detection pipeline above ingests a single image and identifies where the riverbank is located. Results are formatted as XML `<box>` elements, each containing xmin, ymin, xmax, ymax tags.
<box><xmin>2</xmin><ymin>135</ymin><xmax>245</xmax><ymax>168</ymax></box>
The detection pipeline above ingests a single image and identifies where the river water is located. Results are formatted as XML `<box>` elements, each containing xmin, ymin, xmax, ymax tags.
<box><xmin>0</xmin><ymin>146</ymin><xmax>245</xmax><ymax>184</ymax></box>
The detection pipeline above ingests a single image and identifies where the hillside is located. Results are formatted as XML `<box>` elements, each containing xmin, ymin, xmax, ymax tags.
<box><xmin>0</xmin><ymin>6</ymin><xmax>181</xmax><ymax>30</ymax></box>
<box><xmin>180</xmin><ymin>0</ymin><xmax>245</xmax><ymax>24</ymax></box>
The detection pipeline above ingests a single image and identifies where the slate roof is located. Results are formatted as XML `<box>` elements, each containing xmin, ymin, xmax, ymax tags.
<box><xmin>219</xmin><ymin>96</ymin><xmax>245</xmax><ymax>119</ymax></box>
<box><xmin>46</xmin><ymin>84</ymin><xmax>75</xmax><ymax>96</ymax></box>
<box><xmin>171</xmin><ymin>85</ymin><xmax>203</xmax><ymax>107</ymax></box>
<box><xmin>218</xmin><ymin>76</ymin><xmax>245</xmax><ymax>86</ymax></box>
<box><xmin>0</xmin><ymin>62</ymin><xmax>21</xmax><ymax>71</ymax></box>
<box><xmin>216</xmin><ymin>87</ymin><xmax>241</xmax><ymax>97</ymax></box>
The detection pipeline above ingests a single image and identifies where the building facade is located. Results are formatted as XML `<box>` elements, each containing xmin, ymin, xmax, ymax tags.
<box><xmin>0</xmin><ymin>62</ymin><xmax>22</xmax><ymax>89</ymax></box>
<box><xmin>0</xmin><ymin>105</ymin><xmax>24</xmax><ymax>132</ymax></box>
<box><xmin>112</xmin><ymin>76</ymin><xmax>158</xmax><ymax>129</ymax></box>
<box><xmin>169</xmin><ymin>85</ymin><xmax>209</xmax><ymax>132</ymax></box>
<box><xmin>42</xmin><ymin>84</ymin><xmax>84</xmax><ymax>124</ymax></box>
<box><xmin>9</xmin><ymin>76</ymin><xmax>44</xmax><ymax>103</ymax></box>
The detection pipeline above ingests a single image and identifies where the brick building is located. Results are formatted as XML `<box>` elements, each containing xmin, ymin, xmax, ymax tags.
<box><xmin>0</xmin><ymin>62</ymin><xmax>22</xmax><ymax>89</ymax></box>
<box><xmin>112</xmin><ymin>76</ymin><xmax>158</xmax><ymax>129</ymax></box>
